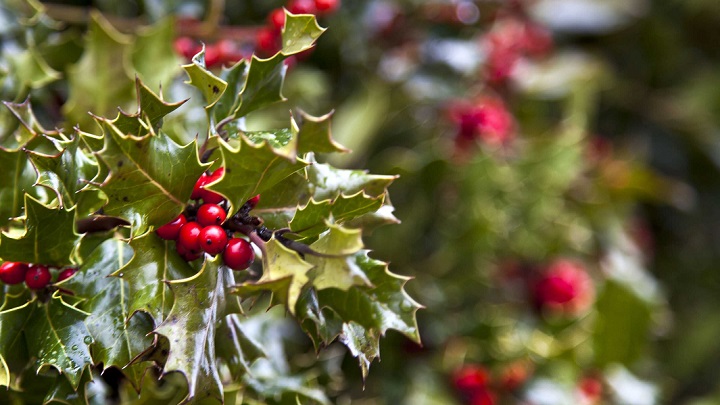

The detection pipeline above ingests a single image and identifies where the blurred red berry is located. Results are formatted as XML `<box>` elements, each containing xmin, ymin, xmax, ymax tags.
<box><xmin>449</xmin><ymin>97</ymin><xmax>514</xmax><ymax>150</ymax></box>
<box><xmin>453</xmin><ymin>365</ymin><xmax>490</xmax><ymax>392</ymax></box>
<box><xmin>533</xmin><ymin>259</ymin><xmax>594</xmax><ymax>315</ymax></box>
<box><xmin>498</xmin><ymin>361</ymin><xmax>531</xmax><ymax>391</ymax></box>
<box><xmin>174</xmin><ymin>36</ymin><xmax>200</xmax><ymax>60</ymax></box>
<box><xmin>288</xmin><ymin>0</ymin><xmax>317</xmax><ymax>14</ymax></box>
<box><xmin>579</xmin><ymin>375</ymin><xmax>603</xmax><ymax>403</ymax></box>
<box><xmin>256</xmin><ymin>26</ymin><xmax>280</xmax><ymax>56</ymax></box>
<box><xmin>269</xmin><ymin>8</ymin><xmax>286</xmax><ymax>31</ymax></box>
<box><xmin>204</xmin><ymin>44</ymin><xmax>221</xmax><ymax>68</ymax></box>
<box><xmin>315</xmin><ymin>0</ymin><xmax>340</xmax><ymax>14</ymax></box>
<box><xmin>0</xmin><ymin>261</ymin><xmax>29</xmax><ymax>285</ymax></box>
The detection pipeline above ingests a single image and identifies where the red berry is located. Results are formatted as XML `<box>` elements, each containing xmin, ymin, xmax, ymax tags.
<box><xmin>25</xmin><ymin>265</ymin><xmax>51</xmax><ymax>290</ymax></box>
<box><xmin>197</xmin><ymin>204</ymin><xmax>227</xmax><ymax>227</ymax></box>
<box><xmin>177</xmin><ymin>222</ymin><xmax>203</xmax><ymax>252</ymax></box>
<box><xmin>288</xmin><ymin>0</ymin><xmax>317</xmax><ymax>14</ymax></box>
<box><xmin>156</xmin><ymin>214</ymin><xmax>187</xmax><ymax>240</ymax></box>
<box><xmin>198</xmin><ymin>167</ymin><xmax>225</xmax><ymax>204</ymax></box>
<box><xmin>191</xmin><ymin>172</ymin><xmax>210</xmax><ymax>200</ymax></box>
<box><xmin>533</xmin><ymin>259</ymin><xmax>594</xmax><ymax>315</ymax></box>
<box><xmin>57</xmin><ymin>268</ymin><xmax>77</xmax><ymax>283</ymax></box>
<box><xmin>453</xmin><ymin>365</ymin><xmax>490</xmax><ymax>392</ymax></box>
<box><xmin>176</xmin><ymin>242</ymin><xmax>203</xmax><ymax>262</ymax></box>
<box><xmin>0</xmin><ymin>261</ymin><xmax>29</xmax><ymax>285</ymax></box>
<box><xmin>223</xmin><ymin>238</ymin><xmax>255</xmax><ymax>270</ymax></box>
<box><xmin>199</xmin><ymin>225</ymin><xmax>228</xmax><ymax>255</ymax></box>
<box><xmin>268</xmin><ymin>8</ymin><xmax>286</xmax><ymax>31</ymax></box>
<box><xmin>315</xmin><ymin>0</ymin><xmax>339</xmax><ymax>13</ymax></box>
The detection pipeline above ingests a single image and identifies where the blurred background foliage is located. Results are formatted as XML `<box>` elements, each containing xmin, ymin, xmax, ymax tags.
<box><xmin>3</xmin><ymin>0</ymin><xmax>720</xmax><ymax>403</ymax></box>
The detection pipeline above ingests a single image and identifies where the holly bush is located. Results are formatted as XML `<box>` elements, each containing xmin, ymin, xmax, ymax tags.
<box><xmin>3</xmin><ymin>0</ymin><xmax>720</xmax><ymax>404</ymax></box>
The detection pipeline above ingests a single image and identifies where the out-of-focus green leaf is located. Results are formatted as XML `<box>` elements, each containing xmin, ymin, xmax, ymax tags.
<box><xmin>215</xmin><ymin>314</ymin><xmax>266</xmax><ymax>381</ymax></box>
<box><xmin>0</xmin><ymin>194</ymin><xmax>81</xmax><ymax>266</ymax></box>
<box><xmin>61</xmin><ymin>238</ymin><xmax>153</xmax><ymax>390</ymax></box>
<box><xmin>155</xmin><ymin>256</ymin><xmax>235</xmax><ymax>405</ymax></box>
<box><xmin>63</xmin><ymin>11</ymin><xmax>135</xmax><ymax>130</ymax></box>
<box><xmin>132</xmin><ymin>18</ymin><xmax>181</xmax><ymax>93</ymax></box>
<box><xmin>593</xmin><ymin>280</ymin><xmax>652</xmax><ymax>367</ymax></box>
<box><xmin>43</xmin><ymin>367</ymin><xmax>94</xmax><ymax>405</ymax></box>
<box><xmin>280</xmin><ymin>11</ymin><xmax>326</xmax><ymax>55</ymax></box>
<box><xmin>89</xmin><ymin>119</ymin><xmax>206</xmax><ymax>235</ymax></box>
<box><xmin>6</xmin><ymin>46</ymin><xmax>60</xmax><ymax>89</ymax></box>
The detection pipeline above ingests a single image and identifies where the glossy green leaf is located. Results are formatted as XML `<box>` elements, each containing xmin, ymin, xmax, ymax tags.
<box><xmin>28</xmin><ymin>136</ymin><xmax>98</xmax><ymax>210</ymax></box>
<box><xmin>306</xmin><ymin>225</ymin><xmax>370</xmax><ymax>291</ymax></box>
<box><xmin>182</xmin><ymin>47</ymin><xmax>228</xmax><ymax>108</ymax></box>
<box><xmin>0</xmin><ymin>291</ymin><xmax>34</xmax><ymax>387</ymax></box>
<box><xmin>25</xmin><ymin>294</ymin><xmax>93</xmax><ymax>389</ymax></box>
<box><xmin>308</xmin><ymin>161</ymin><xmax>397</xmax><ymax>201</ymax></box>
<box><xmin>215</xmin><ymin>314</ymin><xmax>266</xmax><ymax>381</ymax></box>
<box><xmin>91</xmin><ymin>119</ymin><xmax>207</xmax><ymax>235</ymax></box>
<box><xmin>233</xmin><ymin>237</ymin><xmax>314</xmax><ymax>314</ymax></box>
<box><xmin>155</xmin><ymin>256</ymin><xmax>236</xmax><ymax>404</ymax></box>
<box><xmin>0</xmin><ymin>147</ymin><xmax>42</xmax><ymax>227</ymax></box>
<box><xmin>206</xmin><ymin>137</ymin><xmax>307</xmax><ymax>217</ymax></box>
<box><xmin>62</xmin><ymin>11</ymin><xmax>135</xmax><ymax>130</ymax></box>
<box><xmin>114</xmin><ymin>232</ymin><xmax>196</xmax><ymax>323</ymax></box>
<box><xmin>290</xmin><ymin>193</ymin><xmax>384</xmax><ymax>238</ymax></box>
<box><xmin>339</xmin><ymin>321</ymin><xmax>379</xmax><ymax>379</ymax></box>
<box><xmin>280</xmin><ymin>12</ymin><xmax>326</xmax><ymax>55</ymax></box>
<box><xmin>43</xmin><ymin>367</ymin><xmax>94</xmax><ymax>405</ymax></box>
<box><xmin>231</xmin><ymin>55</ymin><xmax>286</xmax><ymax>120</ymax></box>
<box><xmin>111</xmin><ymin>78</ymin><xmax>187</xmax><ymax>137</ymax></box>
<box><xmin>295</xmin><ymin>110</ymin><xmax>348</xmax><ymax>155</ymax></box>
<box><xmin>0</xmin><ymin>194</ymin><xmax>81</xmax><ymax>266</ymax></box>
<box><xmin>61</xmin><ymin>238</ymin><xmax>153</xmax><ymax>389</ymax></box>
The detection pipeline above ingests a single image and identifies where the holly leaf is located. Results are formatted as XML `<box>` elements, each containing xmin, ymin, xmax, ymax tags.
<box><xmin>111</xmin><ymin>78</ymin><xmax>187</xmax><ymax>137</ymax></box>
<box><xmin>114</xmin><ymin>232</ymin><xmax>197</xmax><ymax>324</ymax></box>
<box><xmin>182</xmin><ymin>46</ymin><xmax>228</xmax><ymax>108</ymax></box>
<box><xmin>215</xmin><ymin>314</ymin><xmax>266</xmax><ymax>381</ymax></box>
<box><xmin>295</xmin><ymin>110</ymin><xmax>349</xmax><ymax>155</ymax></box>
<box><xmin>63</xmin><ymin>11</ymin><xmax>135</xmax><ymax>130</ymax></box>
<box><xmin>6</xmin><ymin>46</ymin><xmax>61</xmax><ymax>89</ymax></box>
<box><xmin>300</xmin><ymin>252</ymin><xmax>422</xmax><ymax>377</ymax></box>
<box><xmin>0</xmin><ymin>147</ymin><xmax>41</xmax><ymax>227</ymax></box>
<box><xmin>308</xmin><ymin>161</ymin><xmax>397</xmax><ymax>201</ymax></box>
<box><xmin>206</xmin><ymin>137</ymin><xmax>308</xmax><ymax>217</ymax></box>
<box><xmin>0</xmin><ymin>291</ymin><xmax>35</xmax><ymax>387</ymax></box>
<box><xmin>209</xmin><ymin>12</ymin><xmax>325</xmax><ymax>124</ymax></box>
<box><xmin>290</xmin><ymin>193</ymin><xmax>384</xmax><ymax>238</ymax></box>
<box><xmin>27</xmin><ymin>136</ymin><xmax>98</xmax><ymax>210</ymax></box>
<box><xmin>25</xmin><ymin>294</ymin><xmax>93</xmax><ymax>389</ymax></box>
<box><xmin>154</xmin><ymin>256</ymin><xmax>236</xmax><ymax>405</ymax></box>
<box><xmin>339</xmin><ymin>321</ymin><xmax>380</xmax><ymax>379</ymax></box>
<box><xmin>0</xmin><ymin>194</ymin><xmax>81</xmax><ymax>266</ymax></box>
<box><xmin>306</xmin><ymin>225</ymin><xmax>370</xmax><ymax>291</ymax></box>
<box><xmin>280</xmin><ymin>11</ymin><xmax>327</xmax><ymax>55</ymax></box>
<box><xmin>233</xmin><ymin>237</ymin><xmax>314</xmax><ymax>314</ymax></box>
<box><xmin>91</xmin><ymin>119</ymin><xmax>207</xmax><ymax>235</ymax></box>
<box><xmin>61</xmin><ymin>238</ymin><xmax>153</xmax><ymax>389</ymax></box>
<box><xmin>43</xmin><ymin>367</ymin><xmax>94</xmax><ymax>405</ymax></box>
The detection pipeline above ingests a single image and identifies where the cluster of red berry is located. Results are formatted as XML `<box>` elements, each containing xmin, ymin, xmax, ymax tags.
<box><xmin>0</xmin><ymin>261</ymin><xmax>76</xmax><ymax>290</ymax></box>
<box><xmin>256</xmin><ymin>0</ymin><xmax>341</xmax><ymax>56</ymax></box>
<box><xmin>155</xmin><ymin>168</ymin><xmax>258</xmax><ymax>271</ymax></box>
<box><xmin>448</xmin><ymin>96</ymin><xmax>514</xmax><ymax>151</ymax></box>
